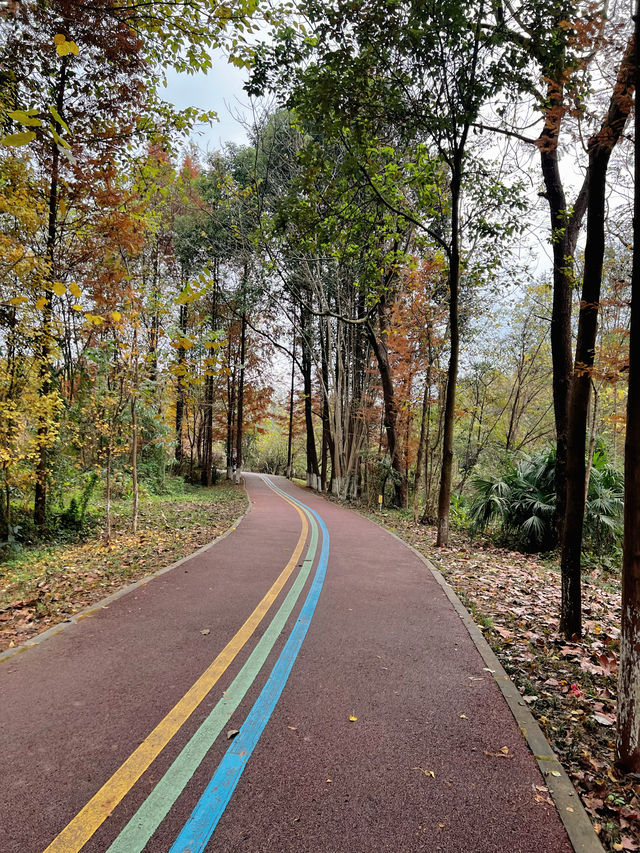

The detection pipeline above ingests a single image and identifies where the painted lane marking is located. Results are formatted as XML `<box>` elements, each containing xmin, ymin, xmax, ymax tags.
<box><xmin>169</xmin><ymin>477</ymin><xmax>330</xmax><ymax>853</ymax></box>
<box><xmin>43</xmin><ymin>499</ymin><xmax>309</xmax><ymax>853</ymax></box>
<box><xmin>106</xmin><ymin>507</ymin><xmax>319</xmax><ymax>853</ymax></box>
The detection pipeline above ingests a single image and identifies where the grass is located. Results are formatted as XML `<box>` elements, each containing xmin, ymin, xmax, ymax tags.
<box><xmin>0</xmin><ymin>481</ymin><xmax>247</xmax><ymax>652</ymax></box>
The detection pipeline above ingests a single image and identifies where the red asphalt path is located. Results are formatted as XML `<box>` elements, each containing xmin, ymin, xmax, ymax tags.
<box><xmin>0</xmin><ymin>474</ymin><xmax>573</xmax><ymax>853</ymax></box>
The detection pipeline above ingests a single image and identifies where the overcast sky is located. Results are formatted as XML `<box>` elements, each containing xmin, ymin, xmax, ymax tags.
<box><xmin>163</xmin><ymin>56</ymin><xmax>253</xmax><ymax>152</ymax></box>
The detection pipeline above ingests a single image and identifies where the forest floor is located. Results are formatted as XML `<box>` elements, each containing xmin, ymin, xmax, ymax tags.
<box><xmin>0</xmin><ymin>482</ymin><xmax>247</xmax><ymax>654</ymax></box>
<box><xmin>372</xmin><ymin>509</ymin><xmax>638</xmax><ymax>853</ymax></box>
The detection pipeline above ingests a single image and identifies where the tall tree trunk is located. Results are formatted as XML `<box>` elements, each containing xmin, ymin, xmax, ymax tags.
<box><xmin>35</xmin><ymin>57</ymin><xmax>68</xmax><ymax>531</ymax></box>
<box><xmin>413</xmin><ymin>352</ymin><xmax>432</xmax><ymax>522</ymax></box>
<box><xmin>436</xmin><ymin>163</ymin><xmax>462</xmax><ymax>546</ymax></box>
<box><xmin>584</xmin><ymin>382</ymin><xmax>598</xmax><ymax>502</ymax></box>
<box><xmin>105</xmin><ymin>440</ymin><xmax>112</xmax><ymax>543</ymax></box>
<box><xmin>131</xmin><ymin>326</ymin><xmax>139</xmax><ymax>534</ymax></box>
<box><xmin>202</xmin><ymin>283</ymin><xmax>218</xmax><ymax>487</ymax></box>
<box><xmin>235</xmin><ymin>299</ymin><xmax>247</xmax><ymax>484</ymax></box>
<box><xmin>131</xmin><ymin>396</ymin><xmax>138</xmax><ymax>535</ymax></box>
<box><xmin>560</xmin><ymin>34</ymin><xmax>635</xmax><ymax>639</ymax></box>
<box><xmin>175</xmin><ymin>302</ymin><xmax>187</xmax><ymax>467</ymax></box>
<box><xmin>300</xmin><ymin>303</ymin><xmax>319</xmax><ymax>488</ymax></box>
<box><xmin>320</xmin><ymin>315</ymin><xmax>331</xmax><ymax>491</ymax></box>
<box><xmin>287</xmin><ymin>335</ymin><xmax>296</xmax><ymax>478</ymax></box>
<box><xmin>617</xmin><ymin>4</ymin><xmax>640</xmax><ymax>771</ymax></box>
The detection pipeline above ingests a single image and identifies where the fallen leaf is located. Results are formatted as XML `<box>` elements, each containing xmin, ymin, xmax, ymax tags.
<box><xmin>349</xmin><ymin>714</ymin><xmax>358</xmax><ymax>722</ymax></box>
<box><xmin>226</xmin><ymin>729</ymin><xmax>240</xmax><ymax>740</ymax></box>
<box><xmin>200</xmin><ymin>628</ymin><xmax>210</xmax><ymax>635</ymax></box>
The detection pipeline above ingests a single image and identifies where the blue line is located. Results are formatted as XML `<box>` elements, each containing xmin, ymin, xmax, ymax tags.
<box><xmin>169</xmin><ymin>478</ymin><xmax>330</xmax><ymax>853</ymax></box>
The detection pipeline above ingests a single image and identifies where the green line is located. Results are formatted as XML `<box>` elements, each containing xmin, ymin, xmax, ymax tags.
<box><xmin>106</xmin><ymin>511</ymin><xmax>319</xmax><ymax>853</ymax></box>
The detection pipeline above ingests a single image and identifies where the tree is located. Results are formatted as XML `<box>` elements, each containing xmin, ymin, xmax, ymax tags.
<box><xmin>616</xmin><ymin>0</ymin><xmax>640</xmax><ymax>775</ymax></box>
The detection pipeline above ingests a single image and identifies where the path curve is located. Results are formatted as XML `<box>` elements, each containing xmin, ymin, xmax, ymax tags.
<box><xmin>1</xmin><ymin>474</ymin><xmax>578</xmax><ymax>853</ymax></box>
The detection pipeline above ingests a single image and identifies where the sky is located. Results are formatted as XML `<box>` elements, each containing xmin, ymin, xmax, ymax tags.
<box><xmin>163</xmin><ymin>56</ymin><xmax>253</xmax><ymax>152</ymax></box>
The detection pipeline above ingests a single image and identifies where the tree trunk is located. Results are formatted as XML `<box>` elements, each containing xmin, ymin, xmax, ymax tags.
<box><xmin>367</xmin><ymin>297</ymin><xmax>408</xmax><ymax>508</ymax></box>
<box><xmin>287</xmin><ymin>335</ymin><xmax>296</xmax><ymax>478</ymax></box>
<box><xmin>175</xmin><ymin>302</ymin><xmax>187</xmax><ymax>467</ymax></box>
<box><xmin>584</xmin><ymin>382</ymin><xmax>598</xmax><ymax>502</ymax></box>
<box><xmin>35</xmin><ymin>57</ymin><xmax>68</xmax><ymax>531</ymax></box>
<box><xmin>235</xmin><ymin>302</ymin><xmax>246</xmax><ymax>484</ymax></box>
<box><xmin>105</xmin><ymin>440</ymin><xmax>112</xmax><ymax>543</ymax></box>
<box><xmin>436</xmin><ymin>163</ymin><xmax>462</xmax><ymax>546</ymax></box>
<box><xmin>301</xmin><ymin>304</ymin><xmax>319</xmax><ymax>488</ymax></box>
<box><xmin>560</xmin><ymin>33</ymin><xmax>635</xmax><ymax>639</ymax></box>
<box><xmin>131</xmin><ymin>396</ymin><xmax>138</xmax><ymax>535</ymax></box>
<box><xmin>616</xmin><ymin>4</ymin><xmax>640</xmax><ymax>771</ymax></box>
<box><xmin>413</xmin><ymin>355</ymin><xmax>432</xmax><ymax>522</ymax></box>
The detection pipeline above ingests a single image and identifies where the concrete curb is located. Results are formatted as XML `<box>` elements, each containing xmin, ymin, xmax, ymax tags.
<box><xmin>281</xmin><ymin>480</ymin><xmax>604</xmax><ymax>853</ymax></box>
<box><xmin>0</xmin><ymin>497</ymin><xmax>250</xmax><ymax>666</ymax></box>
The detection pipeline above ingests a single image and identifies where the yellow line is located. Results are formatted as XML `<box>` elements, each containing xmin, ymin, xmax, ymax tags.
<box><xmin>44</xmin><ymin>502</ymin><xmax>309</xmax><ymax>853</ymax></box>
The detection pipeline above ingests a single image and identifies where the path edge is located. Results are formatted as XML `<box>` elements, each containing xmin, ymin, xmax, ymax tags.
<box><xmin>367</xmin><ymin>516</ymin><xmax>604</xmax><ymax>853</ymax></box>
<box><xmin>0</xmin><ymin>492</ymin><xmax>251</xmax><ymax>666</ymax></box>
<box><xmin>284</xmin><ymin>480</ymin><xmax>604</xmax><ymax>853</ymax></box>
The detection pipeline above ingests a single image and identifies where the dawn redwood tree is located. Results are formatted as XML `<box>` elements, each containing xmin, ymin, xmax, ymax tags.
<box><xmin>0</xmin><ymin>0</ymin><xmax>149</xmax><ymax>529</ymax></box>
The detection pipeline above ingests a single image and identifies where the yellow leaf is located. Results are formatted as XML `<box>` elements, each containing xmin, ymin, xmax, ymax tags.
<box><xmin>35</xmin><ymin>297</ymin><xmax>47</xmax><ymax>310</ymax></box>
<box><xmin>72</xmin><ymin>303</ymin><xmax>83</xmax><ymax>311</ymax></box>
<box><xmin>1</xmin><ymin>131</ymin><xmax>36</xmax><ymax>147</ymax></box>
<box><xmin>52</xmin><ymin>282</ymin><xmax>66</xmax><ymax>296</ymax></box>
<box><xmin>111</xmin><ymin>310</ymin><xmax>122</xmax><ymax>322</ymax></box>
<box><xmin>56</xmin><ymin>42</ymin><xmax>70</xmax><ymax>56</ymax></box>
<box><xmin>349</xmin><ymin>715</ymin><xmax>358</xmax><ymax>722</ymax></box>
<box><xmin>68</xmin><ymin>281</ymin><xmax>81</xmax><ymax>297</ymax></box>
<box><xmin>54</xmin><ymin>33</ymin><xmax>66</xmax><ymax>44</ymax></box>
<box><xmin>9</xmin><ymin>296</ymin><xmax>27</xmax><ymax>306</ymax></box>
<box><xmin>68</xmin><ymin>41</ymin><xmax>79</xmax><ymax>55</ymax></box>
<box><xmin>7</xmin><ymin>110</ymin><xmax>42</xmax><ymax>127</ymax></box>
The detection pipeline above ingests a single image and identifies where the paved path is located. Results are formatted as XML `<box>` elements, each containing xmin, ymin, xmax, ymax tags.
<box><xmin>1</xmin><ymin>474</ymin><xmax>575</xmax><ymax>853</ymax></box>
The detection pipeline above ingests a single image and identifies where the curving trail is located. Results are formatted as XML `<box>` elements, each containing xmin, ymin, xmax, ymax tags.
<box><xmin>1</xmin><ymin>474</ymin><xmax>574</xmax><ymax>853</ymax></box>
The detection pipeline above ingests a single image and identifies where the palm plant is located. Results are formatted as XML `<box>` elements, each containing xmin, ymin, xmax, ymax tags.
<box><xmin>470</xmin><ymin>445</ymin><xmax>623</xmax><ymax>557</ymax></box>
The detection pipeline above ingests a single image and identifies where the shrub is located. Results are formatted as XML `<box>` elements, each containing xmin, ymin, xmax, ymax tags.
<box><xmin>469</xmin><ymin>446</ymin><xmax>623</xmax><ymax>557</ymax></box>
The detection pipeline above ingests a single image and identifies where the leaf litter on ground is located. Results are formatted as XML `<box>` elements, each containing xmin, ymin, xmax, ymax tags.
<box><xmin>0</xmin><ymin>484</ymin><xmax>247</xmax><ymax>652</ymax></box>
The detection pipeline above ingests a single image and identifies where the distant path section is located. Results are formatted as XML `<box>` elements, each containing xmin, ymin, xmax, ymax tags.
<box><xmin>1</xmin><ymin>474</ymin><xmax>574</xmax><ymax>853</ymax></box>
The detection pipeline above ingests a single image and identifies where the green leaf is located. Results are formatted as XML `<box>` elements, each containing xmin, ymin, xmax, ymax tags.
<box><xmin>7</xmin><ymin>110</ymin><xmax>42</xmax><ymax>127</ymax></box>
<box><xmin>0</xmin><ymin>131</ymin><xmax>36</xmax><ymax>147</ymax></box>
<box><xmin>48</xmin><ymin>123</ymin><xmax>70</xmax><ymax>149</ymax></box>
<box><xmin>48</xmin><ymin>105</ymin><xmax>70</xmax><ymax>134</ymax></box>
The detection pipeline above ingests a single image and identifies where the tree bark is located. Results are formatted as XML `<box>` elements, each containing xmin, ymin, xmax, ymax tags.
<box><xmin>131</xmin><ymin>396</ymin><xmax>138</xmax><ymax>535</ymax></box>
<box><xmin>617</xmin><ymin>3</ymin><xmax>640</xmax><ymax>772</ymax></box>
<box><xmin>367</xmin><ymin>309</ymin><xmax>408</xmax><ymax>509</ymax></box>
<box><xmin>413</xmin><ymin>352</ymin><xmax>432</xmax><ymax>522</ymax></box>
<box><xmin>560</xmin><ymin>34</ymin><xmax>635</xmax><ymax>638</ymax></box>
<box><xmin>175</xmin><ymin>302</ymin><xmax>187</xmax><ymax>467</ymax></box>
<box><xmin>300</xmin><ymin>303</ymin><xmax>320</xmax><ymax>488</ymax></box>
<box><xmin>34</xmin><ymin>56</ymin><xmax>68</xmax><ymax>531</ymax></box>
<box><xmin>436</xmin><ymin>162</ymin><xmax>462</xmax><ymax>546</ymax></box>
<box><xmin>235</xmin><ymin>298</ymin><xmax>247</xmax><ymax>484</ymax></box>
<box><xmin>287</xmin><ymin>335</ymin><xmax>296</xmax><ymax>478</ymax></box>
